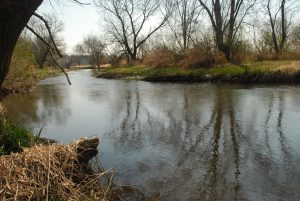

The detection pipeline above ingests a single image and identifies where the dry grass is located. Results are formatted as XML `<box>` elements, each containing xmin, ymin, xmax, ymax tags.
<box><xmin>144</xmin><ymin>47</ymin><xmax>176</xmax><ymax>67</ymax></box>
<box><xmin>179</xmin><ymin>48</ymin><xmax>227</xmax><ymax>68</ymax></box>
<box><xmin>0</xmin><ymin>103</ymin><xmax>6</xmax><ymax>114</ymax></box>
<box><xmin>0</xmin><ymin>140</ymin><xmax>115</xmax><ymax>201</ymax></box>
<box><xmin>3</xmin><ymin>66</ymin><xmax>59</xmax><ymax>93</ymax></box>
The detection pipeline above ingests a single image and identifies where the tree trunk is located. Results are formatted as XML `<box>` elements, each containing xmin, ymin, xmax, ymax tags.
<box><xmin>279</xmin><ymin>0</ymin><xmax>287</xmax><ymax>52</ymax></box>
<box><xmin>0</xmin><ymin>0</ymin><xmax>43</xmax><ymax>88</ymax></box>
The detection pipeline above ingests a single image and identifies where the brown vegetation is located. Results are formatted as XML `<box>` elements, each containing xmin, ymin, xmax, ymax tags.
<box><xmin>179</xmin><ymin>48</ymin><xmax>227</xmax><ymax>68</ymax></box>
<box><xmin>144</xmin><ymin>47</ymin><xmax>176</xmax><ymax>67</ymax></box>
<box><xmin>0</xmin><ymin>138</ymin><xmax>117</xmax><ymax>201</ymax></box>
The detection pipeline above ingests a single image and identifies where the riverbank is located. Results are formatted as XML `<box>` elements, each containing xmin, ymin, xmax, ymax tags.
<box><xmin>0</xmin><ymin>71</ymin><xmax>137</xmax><ymax>201</ymax></box>
<box><xmin>97</xmin><ymin>60</ymin><xmax>300</xmax><ymax>83</ymax></box>
<box><xmin>0</xmin><ymin>65</ymin><xmax>65</xmax><ymax>154</ymax></box>
<box><xmin>2</xmin><ymin>67</ymin><xmax>60</xmax><ymax>94</ymax></box>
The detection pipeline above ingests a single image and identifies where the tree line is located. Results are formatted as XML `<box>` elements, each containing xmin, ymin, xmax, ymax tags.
<box><xmin>75</xmin><ymin>0</ymin><xmax>300</xmax><ymax>68</ymax></box>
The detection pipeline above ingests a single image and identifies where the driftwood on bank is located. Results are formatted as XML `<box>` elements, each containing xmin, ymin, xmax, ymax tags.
<box><xmin>76</xmin><ymin>137</ymin><xmax>99</xmax><ymax>163</ymax></box>
<box><xmin>0</xmin><ymin>137</ymin><xmax>116</xmax><ymax>201</ymax></box>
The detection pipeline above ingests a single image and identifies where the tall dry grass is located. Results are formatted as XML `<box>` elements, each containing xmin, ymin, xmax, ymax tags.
<box><xmin>0</xmin><ymin>140</ymin><xmax>115</xmax><ymax>201</ymax></box>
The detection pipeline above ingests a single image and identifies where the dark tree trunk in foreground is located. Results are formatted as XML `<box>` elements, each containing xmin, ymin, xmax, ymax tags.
<box><xmin>0</xmin><ymin>0</ymin><xmax>43</xmax><ymax>88</ymax></box>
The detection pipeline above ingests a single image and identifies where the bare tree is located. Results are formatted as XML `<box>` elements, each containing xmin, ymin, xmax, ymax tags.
<box><xmin>197</xmin><ymin>0</ymin><xmax>257</xmax><ymax>60</ymax></box>
<box><xmin>264</xmin><ymin>0</ymin><xmax>297</xmax><ymax>55</ymax></box>
<box><xmin>74</xmin><ymin>44</ymin><xmax>86</xmax><ymax>66</ymax></box>
<box><xmin>76</xmin><ymin>35</ymin><xmax>106</xmax><ymax>70</ymax></box>
<box><xmin>95</xmin><ymin>0</ymin><xmax>172</xmax><ymax>62</ymax></box>
<box><xmin>169</xmin><ymin>0</ymin><xmax>201</xmax><ymax>51</ymax></box>
<box><xmin>289</xmin><ymin>24</ymin><xmax>300</xmax><ymax>51</ymax></box>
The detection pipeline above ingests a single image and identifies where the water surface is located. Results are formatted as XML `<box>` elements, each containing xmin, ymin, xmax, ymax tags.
<box><xmin>3</xmin><ymin>70</ymin><xmax>300</xmax><ymax>201</ymax></box>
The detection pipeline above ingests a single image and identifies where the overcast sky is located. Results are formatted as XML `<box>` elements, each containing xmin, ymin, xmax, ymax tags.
<box><xmin>38</xmin><ymin>0</ymin><xmax>102</xmax><ymax>54</ymax></box>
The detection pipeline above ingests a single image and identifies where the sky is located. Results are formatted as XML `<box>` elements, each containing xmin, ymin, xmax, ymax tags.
<box><xmin>38</xmin><ymin>0</ymin><xmax>102</xmax><ymax>54</ymax></box>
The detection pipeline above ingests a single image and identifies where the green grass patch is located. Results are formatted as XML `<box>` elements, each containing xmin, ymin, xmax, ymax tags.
<box><xmin>207</xmin><ymin>64</ymin><xmax>246</xmax><ymax>76</ymax></box>
<box><xmin>0</xmin><ymin>116</ymin><xmax>37</xmax><ymax>156</ymax></box>
<box><xmin>98</xmin><ymin>60</ymin><xmax>300</xmax><ymax>83</ymax></box>
<box><xmin>100</xmin><ymin>66</ymin><xmax>205</xmax><ymax>79</ymax></box>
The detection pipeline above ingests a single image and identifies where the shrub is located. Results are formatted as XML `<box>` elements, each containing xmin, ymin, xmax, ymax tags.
<box><xmin>255</xmin><ymin>51</ymin><xmax>300</xmax><ymax>61</ymax></box>
<box><xmin>179</xmin><ymin>47</ymin><xmax>227</xmax><ymax>68</ymax></box>
<box><xmin>255</xmin><ymin>51</ymin><xmax>275</xmax><ymax>61</ymax></box>
<box><xmin>143</xmin><ymin>46</ymin><xmax>176</xmax><ymax>67</ymax></box>
<box><xmin>231</xmin><ymin>40</ymin><xmax>254</xmax><ymax>64</ymax></box>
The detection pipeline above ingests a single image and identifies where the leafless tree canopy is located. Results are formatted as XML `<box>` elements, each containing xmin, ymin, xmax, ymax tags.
<box><xmin>169</xmin><ymin>0</ymin><xmax>201</xmax><ymax>51</ymax></box>
<box><xmin>95</xmin><ymin>0</ymin><xmax>173</xmax><ymax>62</ymax></box>
<box><xmin>75</xmin><ymin>34</ymin><xmax>106</xmax><ymax>69</ymax></box>
<box><xmin>263</xmin><ymin>0</ymin><xmax>297</xmax><ymax>55</ymax></box>
<box><xmin>197</xmin><ymin>0</ymin><xmax>257</xmax><ymax>60</ymax></box>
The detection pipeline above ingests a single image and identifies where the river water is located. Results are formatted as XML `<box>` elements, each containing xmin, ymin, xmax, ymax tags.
<box><xmin>3</xmin><ymin>70</ymin><xmax>300</xmax><ymax>201</ymax></box>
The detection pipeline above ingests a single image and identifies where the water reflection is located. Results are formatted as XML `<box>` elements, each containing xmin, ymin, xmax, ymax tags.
<box><xmin>4</xmin><ymin>84</ymin><xmax>71</xmax><ymax>127</ymax></box>
<box><xmin>3</xmin><ymin>70</ymin><xmax>300</xmax><ymax>201</ymax></box>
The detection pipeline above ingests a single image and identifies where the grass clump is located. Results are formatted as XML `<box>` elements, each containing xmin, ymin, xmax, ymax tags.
<box><xmin>0</xmin><ymin>116</ymin><xmax>37</xmax><ymax>156</ymax></box>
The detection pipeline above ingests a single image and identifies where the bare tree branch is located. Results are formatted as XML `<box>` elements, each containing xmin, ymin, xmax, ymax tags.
<box><xmin>26</xmin><ymin>25</ymin><xmax>71</xmax><ymax>85</ymax></box>
<box><xmin>32</xmin><ymin>12</ymin><xmax>63</xmax><ymax>58</ymax></box>
<box><xmin>96</xmin><ymin>0</ymin><xmax>172</xmax><ymax>61</ymax></box>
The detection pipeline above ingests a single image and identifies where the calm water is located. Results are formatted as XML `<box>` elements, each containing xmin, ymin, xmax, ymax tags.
<box><xmin>3</xmin><ymin>70</ymin><xmax>300</xmax><ymax>201</ymax></box>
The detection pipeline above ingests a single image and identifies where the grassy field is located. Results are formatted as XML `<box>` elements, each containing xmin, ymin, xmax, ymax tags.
<box><xmin>97</xmin><ymin>60</ymin><xmax>300</xmax><ymax>83</ymax></box>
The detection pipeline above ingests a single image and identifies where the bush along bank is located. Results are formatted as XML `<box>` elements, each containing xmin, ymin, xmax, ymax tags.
<box><xmin>97</xmin><ymin>61</ymin><xmax>300</xmax><ymax>84</ymax></box>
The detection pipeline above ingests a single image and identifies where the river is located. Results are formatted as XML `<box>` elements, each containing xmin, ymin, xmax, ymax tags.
<box><xmin>3</xmin><ymin>69</ymin><xmax>300</xmax><ymax>201</ymax></box>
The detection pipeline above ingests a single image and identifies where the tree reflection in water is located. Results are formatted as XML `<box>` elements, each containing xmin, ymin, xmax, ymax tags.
<box><xmin>3</xmin><ymin>85</ymin><xmax>71</xmax><ymax>128</ymax></box>
<box><xmin>105</xmin><ymin>84</ymin><xmax>299</xmax><ymax>201</ymax></box>
<box><xmin>3</xmin><ymin>71</ymin><xmax>300</xmax><ymax>201</ymax></box>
